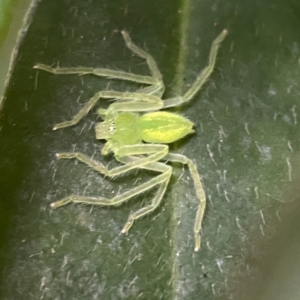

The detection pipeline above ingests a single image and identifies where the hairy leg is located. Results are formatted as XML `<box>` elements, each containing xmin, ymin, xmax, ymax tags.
<box><xmin>166</xmin><ymin>153</ymin><xmax>206</xmax><ymax>251</ymax></box>
<box><xmin>53</xmin><ymin>90</ymin><xmax>164</xmax><ymax>130</ymax></box>
<box><xmin>55</xmin><ymin>144</ymin><xmax>168</xmax><ymax>177</ymax></box>
<box><xmin>163</xmin><ymin>29</ymin><xmax>228</xmax><ymax>108</ymax></box>
<box><xmin>52</xmin><ymin>154</ymin><xmax>172</xmax><ymax>234</ymax></box>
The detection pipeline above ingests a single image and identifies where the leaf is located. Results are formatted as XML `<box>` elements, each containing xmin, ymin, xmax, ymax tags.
<box><xmin>1</xmin><ymin>0</ymin><xmax>300</xmax><ymax>299</ymax></box>
<box><xmin>0</xmin><ymin>0</ymin><xmax>34</xmax><ymax>97</ymax></box>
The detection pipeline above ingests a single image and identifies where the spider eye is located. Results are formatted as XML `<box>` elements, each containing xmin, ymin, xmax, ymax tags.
<box><xmin>109</xmin><ymin>125</ymin><xmax>115</xmax><ymax>133</ymax></box>
<box><xmin>95</xmin><ymin>121</ymin><xmax>114</xmax><ymax>140</ymax></box>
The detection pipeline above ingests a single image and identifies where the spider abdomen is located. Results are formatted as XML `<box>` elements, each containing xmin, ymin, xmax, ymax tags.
<box><xmin>140</xmin><ymin>111</ymin><xmax>194</xmax><ymax>144</ymax></box>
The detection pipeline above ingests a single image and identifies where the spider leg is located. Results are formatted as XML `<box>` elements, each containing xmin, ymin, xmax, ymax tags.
<box><xmin>34</xmin><ymin>31</ymin><xmax>165</xmax><ymax>95</ymax></box>
<box><xmin>34</xmin><ymin>63</ymin><xmax>157</xmax><ymax>85</ymax></box>
<box><xmin>117</xmin><ymin>156</ymin><xmax>172</xmax><ymax>233</ymax></box>
<box><xmin>121</xmin><ymin>174</ymin><xmax>171</xmax><ymax>233</ymax></box>
<box><xmin>55</xmin><ymin>144</ymin><xmax>169</xmax><ymax>177</ymax></box>
<box><xmin>135</xmin><ymin>84</ymin><xmax>164</xmax><ymax>97</ymax></box>
<box><xmin>51</xmin><ymin>167</ymin><xmax>171</xmax><ymax>210</ymax></box>
<box><xmin>163</xmin><ymin>29</ymin><xmax>228</xmax><ymax>108</ymax></box>
<box><xmin>166</xmin><ymin>153</ymin><xmax>206</xmax><ymax>251</ymax></box>
<box><xmin>51</xmin><ymin>155</ymin><xmax>172</xmax><ymax>234</ymax></box>
<box><xmin>121</xmin><ymin>31</ymin><xmax>164</xmax><ymax>93</ymax></box>
<box><xmin>53</xmin><ymin>90</ymin><xmax>164</xmax><ymax>130</ymax></box>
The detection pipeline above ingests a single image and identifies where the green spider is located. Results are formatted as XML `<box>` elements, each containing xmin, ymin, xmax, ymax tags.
<box><xmin>34</xmin><ymin>29</ymin><xmax>227</xmax><ymax>251</ymax></box>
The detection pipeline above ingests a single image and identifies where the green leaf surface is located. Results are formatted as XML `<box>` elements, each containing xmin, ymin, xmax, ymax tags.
<box><xmin>0</xmin><ymin>0</ymin><xmax>33</xmax><ymax>103</ymax></box>
<box><xmin>1</xmin><ymin>0</ymin><xmax>300</xmax><ymax>299</ymax></box>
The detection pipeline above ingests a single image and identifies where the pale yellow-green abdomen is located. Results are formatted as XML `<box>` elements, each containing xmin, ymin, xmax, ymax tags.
<box><xmin>140</xmin><ymin>111</ymin><xmax>194</xmax><ymax>144</ymax></box>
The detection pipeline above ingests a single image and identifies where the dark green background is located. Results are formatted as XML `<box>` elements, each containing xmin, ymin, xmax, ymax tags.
<box><xmin>1</xmin><ymin>0</ymin><xmax>300</xmax><ymax>299</ymax></box>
